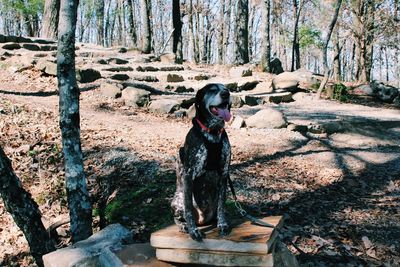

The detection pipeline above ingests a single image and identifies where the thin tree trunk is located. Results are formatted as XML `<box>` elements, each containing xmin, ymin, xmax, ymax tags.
<box><xmin>41</xmin><ymin>0</ymin><xmax>60</xmax><ymax>39</ymax></box>
<box><xmin>217</xmin><ymin>0</ymin><xmax>224</xmax><ymax>64</ymax></box>
<box><xmin>222</xmin><ymin>0</ymin><xmax>231</xmax><ymax>64</ymax></box>
<box><xmin>127</xmin><ymin>0</ymin><xmax>138</xmax><ymax>48</ymax></box>
<box><xmin>248</xmin><ymin>4</ymin><xmax>256</xmax><ymax>61</ymax></box>
<box><xmin>96</xmin><ymin>0</ymin><xmax>104</xmax><ymax>46</ymax></box>
<box><xmin>189</xmin><ymin>0</ymin><xmax>199</xmax><ymax>63</ymax></box>
<box><xmin>141</xmin><ymin>0</ymin><xmax>152</xmax><ymax>53</ymax></box>
<box><xmin>291</xmin><ymin>0</ymin><xmax>301</xmax><ymax>71</ymax></box>
<box><xmin>261</xmin><ymin>0</ymin><xmax>271</xmax><ymax>72</ymax></box>
<box><xmin>235</xmin><ymin>0</ymin><xmax>249</xmax><ymax>64</ymax></box>
<box><xmin>57</xmin><ymin>0</ymin><xmax>93</xmax><ymax>242</ymax></box>
<box><xmin>172</xmin><ymin>0</ymin><xmax>183</xmax><ymax>63</ymax></box>
<box><xmin>333</xmin><ymin>29</ymin><xmax>341</xmax><ymax>81</ymax></box>
<box><xmin>316</xmin><ymin>0</ymin><xmax>342</xmax><ymax>99</ymax></box>
<box><xmin>0</xmin><ymin>147</ymin><xmax>55</xmax><ymax>267</ymax></box>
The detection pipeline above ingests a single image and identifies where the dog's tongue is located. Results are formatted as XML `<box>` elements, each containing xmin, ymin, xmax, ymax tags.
<box><xmin>217</xmin><ymin>108</ymin><xmax>231</xmax><ymax>122</ymax></box>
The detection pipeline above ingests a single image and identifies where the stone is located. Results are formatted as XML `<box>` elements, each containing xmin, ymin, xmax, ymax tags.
<box><xmin>230</xmin><ymin>66</ymin><xmax>252</xmax><ymax>77</ymax></box>
<box><xmin>167</xmin><ymin>74</ymin><xmax>184</xmax><ymax>83</ymax></box>
<box><xmin>225</xmin><ymin>82</ymin><xmax>238</xmax><ymax>92</ymax></box>
<box><xmin>246</xmin><ymin>108</ymin><xmax>287</xmax><ymax>129</ymax></box>
<box><xmin>22</xmin><ymin>43</ymin><xmax>41</xmax><ymax>51</ymax></box>
<box><xmin>269</xmin><ymin>57</ymin><xmax>284</xmax><ymax>74</ymax></box>
<box><xmin>0</xmin><ymin>34</ymin><xmax>6</xmax><ymax>43</ymax></box>
<box><xmin>175</xmin><ymin>86</ymin><xmax>194</xmax><ymax>93</ymax></box>
<box><xmin>149</xmin><ymin>99</ymin><xmax>180</xmax><ymax>114</ymax></box>
<box><xmin>110</xmin><ymin>73</ymin><xmax>130</xmax><ymax>81</ymax></box>
<box><xmin>231</xmin><ymin>116</ymin><xmax>245</xmax><ymax>129</ymax></box>
<box><xmin>238</xmin><ymin>80</ymin><xmax>259</xmax><ymax>91</ymax></box>
<box><xmin>103</xmin><ymin>66</ymin><xmax>133</xmax><ymax>72</ymax></box>
<box><xmin>160</xmin><ymin>66</ymin><xmax>185</xmax><ymax>71</ymax></box>
<box><xmin>292</xmin><ymin>92</ymin><xmax>313</xmax><ymax>101</ymax></box>
<box><xmin>375</xmin><ymin>83</ymin><xmax>399</xmax><ymax>103</ymax></box>
<box><xmin>100</xmin><ymin>83</ymin><xmax>122</xmax><ymax>98</ymax></box>
<box><xmin>353</xmin><ymin>84</ymin><xmax>375</xmax><ymax>96</ymax></box>
<box><xmin>108</xmin><ymin>58</ymin><xmax>129</xmax><ymax>64</ymax></box>
<box><xmin>394</xmin><ymin>96</ymin><xmax>400</xmax><ymax>107</ymax></box>
<box><xmin>132</xmin><ymin>75</ymin><xmax>159</xmax><ymax>82</ymax></box>
<box><xmin>122</xmin><ymin>87</ymin><xmax>150</xmax><ymax>108</ymax></box>
<box><xmin>231</xmin><ymin>95</ymin><xmax>244</xmax><ymax>108</ymax></box>
<box><xmin>97</xmin><ymin>58</ymin><xmax>108</xmax><ymax>64</ymax></box>
<box><xmin>159</xmin><ymin>53</ymin><xmax>175</xmax><ymax>63</ymax></box>
<box><xmin>76</xmin><ymin>68</ymin><xmax>102</xmax><ymax>83</ymax></box>
<box><xmin>287</xmin><ymin>124</ymin><xmax>308</xmax><ymax>133</ymax></box>
<box><xmin>187</xmin><ymin>104</ymin><xmax>196</xmax><ymax>119</ymax></box>
<box><xmin>119</xmin><ymin>47</ymin><xmax>128</xmax><ymax>53</ymax></box>
<box><xmin>44</xmin><ymin>62</ymin><xmax>57</xmax><ymax>76</ymax></box>
<box><xmin>193</xmin><ymin>74</ymin><xmax>210</xmax><ymax>81</ymax></box>
<box><xmin>40</xmin><ymin>45</ymin><xmax>57</xmax><ymax>51</ymax></box>
<box><xmin>2</xmin><ymin>43</ymin><xmax>21</xmax><ymax>50</ymax></box>
<box><xmin>43</xmin><ymin>224</ymin><xmax>132</xmax><ymax>267</ymax></box>
<box><xmin>264</xmin><ymin>92</ymin><xmax>293</xmax><ymax>103</ymax></box>
<box><xmin>243</xmin><ymin>95</ymin><xmax>262</xmax><ymax>106</ymax></box>
<box><xmin>272</xmin><ymin>72</ymin><xmax>299</xmax><ymax>91</ymax></box>
<box><xmin>253</xmin><ymin>82</ymin><xmax>274</xmax><ymax>93</ymax></box>
<box><xmin>137</xmin><ymin>66</ymin><xmax>159</xmax><ymax>72</ymax></box>
<box><xmin>307</xmin><ymin>123</ymin><xmax>325</xmax><ymax>134</ymax></box>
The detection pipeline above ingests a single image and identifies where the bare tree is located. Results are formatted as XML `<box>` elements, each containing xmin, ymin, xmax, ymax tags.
<box><xmin>235</xmin><ymin>0</ymin><xmax>249</xmax><ymax>64</ymax></box>
<box><xmin>0</xmin><ymin>147</ymin><xmax>55</xmax><ymax>267</ymax></box>
<box><xmin>57</xmin><ymin>0</ymin><xmax>93</xmax><ymax>242</ymax></box>
<box><xmin>291</xmin><ymin>0</ymin><xmax>303</xmax><ymax>71</ymax></box>
<box><xmin>261</xmin><ymin>0</ymin><xmax>271</xmax><ymax>72</ymax></box>
<box><xmin>316</xmin><ymin>0</ymin><xmax>343</xmax><ymax>99</ymax></box>
<box><xmin>127</xmin><ymin>0</ymin><xmax>138</xmax><ymax>48</ymax></box>
<box><xmin>41</xmin><ymin>0</ymin><xmax>60</xmax><ymax>39</ymax></box>
<box><xmin>173</xmin><ymin>0</ymin><xmax>183</xmax><ymax>63</ymax></box>
<box><xmin>96</xmin><ymin>0</ymin><xmax>105</xmax><ymax>46</ymax></box>
<box><xmin>141</xmin><ymin>0</ymin><xmax>152</xmax><ymax>53</ymax></box>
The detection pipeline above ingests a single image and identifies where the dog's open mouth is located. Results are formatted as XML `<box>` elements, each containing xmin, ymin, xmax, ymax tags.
<box><xmin>210</xmin><ymin>103</ymin><xmax>231</xmax><ymax>122</ymax></box>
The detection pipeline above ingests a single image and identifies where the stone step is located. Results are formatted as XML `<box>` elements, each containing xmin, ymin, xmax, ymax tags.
<box><xmin>234</xmin><ymin>91</ymin><xmax>293</xmax><ymax>106</ymax></box>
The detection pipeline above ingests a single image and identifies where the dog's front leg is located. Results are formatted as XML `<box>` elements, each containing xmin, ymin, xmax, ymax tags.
<box><xmin>217</xmin><ymin>139</ymin><xmax>231</xmax><ymax>236</ymax></box>
<box><xmin>183</xmin><ymin>172</ymin><xmax>203</xmax><ymax>241</ymax></box>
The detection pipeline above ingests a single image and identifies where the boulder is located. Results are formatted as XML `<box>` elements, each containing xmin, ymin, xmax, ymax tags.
<box><xmin>225</xmin><ymin>82</ymin><xmax>238</xmax><ymax>92</ymax></box>
<box><xmin>44</xmin><ymin>62</ymin><xmax>57</xmax><ymax>76</ymax></box>
<box><xmin>245</xmin><ymin>108</ymin><xmax>287</xmax><ymax>129</ymax></box>
<box><xmin>22</xmin><ymin>43</ymin><xmax>41</xmax><ymax>51</ymax></box>
<box><xmin>76</xmin><ymin>68</ymin><xmax>102</xmax><ymax>83</ymax></box>
<box><xmin>119</xmin><ymin>47</ymin><xmax>128</xmax><ymax>53</ymax></box>
<box><xmin>272</xmin><ymin>72</ymin><xmax>299</xmax><ymax>91</ymax></box>
<box><xmin>231</xmin><ymin>95</ymin><xmax>244</xmax><ymax>108</ymax></box>
<box><xmin>137</xmin><ymin>66</ymin><xmax>159</xmax><ymax>72</ymax></box>
<box><xmin>100</xmin><ymin>83</ymin><xmax>122</xmax><ymax>99</ymax></box>
<box><xmin>243</xmin><ymin>95</ymin><xmax>262</xmax><ymax>106</ymax></box>
<box><xmin>193</xmin><ymin>74</ymin><xmax>211</xmax><ymax>81</ymax></box>
<box><xmin>231</xmin><ymin>116</ymin><xmax>245</xmax><ymax>129</ymax></box>
<box><xmin>252</xmin><ymin>82</ymin><xmax>274</xmax><ymax>93</ymax></box>
<box><xmin>269</xmin><ymin>57</ymin><xmax>284</xmax><ymax>74</ymax></box>
<box><xmin>122</xmin><ymin>87</ymin><xmax>150</xmax><ymax>108</ymax></box>
<box><xmin>264</xmin><ymin>92</ymin><xmax>293</xmax><ymax>103</ymax></box>
<box><xmin>375</xmin><ymin>83</ymin><xmax>399</xmax><ymax>103</ymax></box>
<box><xmin>287</xmin><ymin>124</ymin><xmax>308</xmax><ymax>133</ymax></box>
<box><xmin>394</xmin><ymin>96</ymin><xmax>400</xmax><ymax>107</ymax></box>
<box><xmin>110</xmin><ymin>73</ymin><xmax>130</xmax><ymax>81</ymax></box>
<box><xmin>175</xmin><ymin>86</ymin><xmax>194</xmax><ymax>93</ymax></box>
<box><xmin>0</xmin><ymin>34</ymin><xmax>6</xmax><ymax>43</ymax></box>
<box><xmin>230</xmin><ymin>67</ymin><xmax>252</xmax><ymax>77</ymax></box>
<box><xmin>167</xmin><ymin>74</ymin><xmax>184</xmax><ymax>83</ymax></box>
<box><xmin>149</xmin><ymin>99</ymin><xmax>180</xmax><ymax>114</ymax></box>
<box><xmin>2</xmin><ymin>43</ymin><xmax>21</xmax><ymax>50</ymax></box>
<box><xmin>238</xmin><ymin>80</ymin><xmax>259</xmax><ymax>91</ymax></box>
<box><xmin>353</xmin><ymin>84</ymin><xmax>375</xmax><ymax>96</ymax></box>
<box><xmin>159</xmin><ymin>53</ymin><xmax>175</xmax><ymax>63</ymax></box>
<box><xmin>43</xmin><ymin>224</ymin><xmax>132</xmax><ymax>267</ymax></box>
<box><xmin>292</xmin><ymin>92</ymin><xmax>313</xmax><ymax>102</ymax></box>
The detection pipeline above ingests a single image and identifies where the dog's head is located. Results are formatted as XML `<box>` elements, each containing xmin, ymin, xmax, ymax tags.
<box><xmin>194</xmin><ymin>83</ymin><xmax>232</xmax><ymax>130</ymax></box>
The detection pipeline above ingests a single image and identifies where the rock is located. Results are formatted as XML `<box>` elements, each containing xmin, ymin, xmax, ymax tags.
<box><xmin>175</xmin><ymin>86</ymin><xmax>194</xmax><ymax>93</ymax></box>
<box><xmin>231</xmin><ymin>116</ymin><xmax>245</xmax><ymax>129</ymax></box>
<box><xmin>44</xmin><ymin>62</ymin><xmax>57</xmax><ymax>76</ymax></box>
<box><xmin>110</xmin><ymin>73</ymin><xmax>130</xmax><ymax>81</ymax></box>
<box><xmin>253</xmin><ymin>82</ymin><xmax>274</xmax><ymax>93</ymax></box>
<box><xmin>193</xmin><ymin>74</ymin><xmax>210</xmax><ymax>81</ymax></box>
<box><xmin>307</xmin><ymin>123</ymin><xmax>325</xmax><ymax>134</ymax></box>
<box><xmin>149</xmin><ymin>99</ymin><xmax>180</xmax><ymax>114</ymax></box>
<box><xmin>132</xmin><ymin>75</ymin><xmax>159</xmax><ymax>82</ymax></box>
<box><xmin>97</xmin><ymin>58</ymin><xmax>108</xmax><ymax>64</ymax></box>
<box><xmin>394</xmin><ymin>96</ymin><xmax>400</xmax><ymax>107</ymax></box>
<box><xmin>187</xmin><ymin>104</ymin><xmax>196</xmax><ymax>119</ymax></box>
<box><xmin>76</xmin><ymin>68</ymin><xmax>102</xmax><ymax>83</ymax></box>
<box><xmin>264</xmin><ymin>92</ymin><xmax>293</xmax><ymax>103</ymax></box>
<box><xmin>246</xmin><ymin>108</ymin><xmax>287</xmax><ymax>129</ymax></box>
<box><xmin>160</xmin><ymin>66</ymin><xmax>185</xmax><ymax>71</ymax></box>
<box><xmin>100</xmin><ymin>83</ymin><xmax>122</xmax><ymax>98</ymax></box>
<box><xmin>243</xmin><ymin>95</ymin><xmax>262</xmax><ymax>106</ymax></box>
<box><xmin>230</xmin><ymin>67</ymin><xmax>252</xmax><ymax>77</ymax></box>
<box><xmin>122</xmin><ymin>87</ymin><xmax>150</xmax><ymax>107</ymax></box>
<box><xmin>34</xmin><ymin>53</ymin><xmax>50</xmax><ymax>58</ymax></box>
<box><xmin>2</xmin><ymin>43</ymin><xmax>21</xmax><ymax>50</ymax></box>
<box><xmin>269</xmin><ymin>57</ymin><xmax>284</xmax><ymax>74</ymax></box>
<box><xmin>353</xmin><ymin>84</ymin><xmax>375</xmax><ymax>96</ymax></box>
<box><xmin>167</xmin><ymin>74</ymin><xmax>184</xmax><ymax>83</ymax></box>
<box><xmin>8</xmin><ymin>55</ymin><xmax>35</xmax><ymax>71</ymax></box>
<box><xmin>272</xmin><ymin>72</ymin><xmax>299</xmax><ymax>91</ymax></box>
<box><xmin>137</xmin><ymin>66</ymin><xmax>159</xmax><ymax>72</ymax></box>
<box><xmin>43</xmin><ymin>224</ymin><xmax>132</xmax><ymax>267</ymax></box>
<box><xmin>119</xmin><ymin>47</ymin><xmax>128</xmax><ymax>53</ymax></box>
<box><xmin>40</xmin><ymin>45</ymin><xmax>57</xmax><ymax>51</ymax></box>
<box><xmin>180</xmin><ymin>97</ymin><xmax>196</xmax><ymax>109</ymax></box>
<box><xmin>0</xmin><ymin>34</ymin><xmax>6</xmax><ymax>43</ymax></box>
<box><xmin>237</xmin><ymin>81</ymin><xmax>259</xmax><ymax>91</ymax></box>
<box><xmin>103</xmin><ymin>66</ymin><xmax>133</xmax><ymax>72</ymax></box>
<box><xmin>292</xmin><ymin>92</ymin><xmax>313</xmax><ymax>101</ymax></box>
<box><xmin>287</xmin><ymin>124</ymin><xmax>308</xmax><ymax>133</ymax></box>
<box><xmin>231</xmin><ymin>95</ymin><xmax>244</xmax><ymax>108</ymax></box>
<box><xmin>375</xmin><ymin>83</ymin><xmax>399</xmax><ymax>103</ymax></box>
<box><xmin>225</xmin><ymin>82</ymin><xmax>238</xmax><ymax>92</ymax></box>
<box><xmin>22</xmin><ymin>43</ymin><xmax>41</xmax><ymax>51</ymax></box>
<box><xmin>108</xmin><ymin>58</ymin><xmax>129</xmax><ymax>64</ymax></box>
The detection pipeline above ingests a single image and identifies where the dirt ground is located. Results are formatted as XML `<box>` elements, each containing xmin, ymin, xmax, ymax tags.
<box><xmin>0</xmin><ymin>67</ymin><xmax>400</xmax><ymax>267</ymax></box>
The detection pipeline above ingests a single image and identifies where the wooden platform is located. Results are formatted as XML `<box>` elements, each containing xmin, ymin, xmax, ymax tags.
<box><xmin>150</xmin><ymin>216</ymin><xmax>284</xmax><ymax>267</ymax></box>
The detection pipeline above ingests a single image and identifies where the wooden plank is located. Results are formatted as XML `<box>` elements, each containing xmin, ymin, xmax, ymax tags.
<box><xmin>156</xmin><ymin>248</ymin><xmax>273</xmax><ymax>267</ymax></box>
<box><xmin>151</xmin><ymin>216</ymin><xmax>283</xmax><ymax>255</ymax></box>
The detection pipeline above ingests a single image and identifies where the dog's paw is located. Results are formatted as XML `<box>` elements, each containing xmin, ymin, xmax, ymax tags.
<box><xmin>218</xmin><ymin>223</ymin><xmax>230</xmax><ymax>236</ymax></box>
<box><xmin>188</xmin><ymin>227</ymin><xmax>204</xmax><ymax>241</ymax></box>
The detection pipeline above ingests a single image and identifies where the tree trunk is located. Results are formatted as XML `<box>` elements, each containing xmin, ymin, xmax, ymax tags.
<box><xmin>0</xmin><ymin>147</ymin><xmax>55</xmax><ymax>267</ymax></box>
<box><xmin>316</xmin><ymin>0</ymin><xmax>342</xmax><ymax>99</ymax></box>
<box><xmin>41</xmin><ymin>0</ymin><xmax>60</xmax><ymax>39</ymax></box>
<box><xmin>248</xmin><ymin>4</ymin><xmax>256</xmax><ymax>61</ymax></box>
<box><xmin>291</xmin><ymin>0</ymin><xmax>301</xmax><ymax>71</ymax></box>
<box><xmin>141</xmin><ymin>0</ymin><xmax>152</xmax><ymax>53</ymax></box>
<box><xmin>127</xmin><ymin>0</ymin><xmax>138</xmax><ymax>48</ymax></box>
<box><xmin>261</xmin><ymin>0</ymin><xmax>271</xmax><ymax>72</ymax></box>
<box><xmin>333</xmin><ymin>29</ymin><xmax>341</xmax><ymax>81</ymax></box>
<box><xmin>96</xmin><ymin>0</ymin><xmax>105</xmax><ymax>46</ymax></box>
<box><xmin>217</xmin><ymin>0</ymin><xmax>225</xmax><ymax>64</ymax></box>
<box><xmin>57</xmin><ymin>0</ymin><xmax>92</xmax><ymax>243</ymax></box>
<box><xmin>189</xmin><ymin>0</ymin><xmax>199</xmax><ymax>63</ymax></box>
<box><xmin>235</xmin><ymin>0</ymin><xmax>249</xmax><ymax>64</ymax></box>
<box><xmin>172</xmin><ymin>0</ymin><xmax>183</xmax><ymax>63</ymax></box>
<box><xmin>222</xmin><ymin>0</ymin><xmax>231</xmax><ymax>64</ymax></box>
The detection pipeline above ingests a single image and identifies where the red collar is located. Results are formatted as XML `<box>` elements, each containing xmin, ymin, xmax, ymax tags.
<box><xmin>195</xmin><ymin>117</ymin><xmax>225</xmax><ymax>135</ymax></box>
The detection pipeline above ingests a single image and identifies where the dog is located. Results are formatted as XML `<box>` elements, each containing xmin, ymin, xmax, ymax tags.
<box><xmin>171</xmin><ymin>83</ymin><xmax>232</xmax><ymax>241</ymax></box>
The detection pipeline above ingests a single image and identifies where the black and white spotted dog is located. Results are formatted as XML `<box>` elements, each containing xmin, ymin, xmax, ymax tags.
<box><xmin>171</xmin><ymin>83</ymin><xmax>232</xmax><ymax>241</ymax></box>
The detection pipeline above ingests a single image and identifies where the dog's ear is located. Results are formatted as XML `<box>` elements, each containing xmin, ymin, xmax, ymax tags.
<box><xmin>195</xmin><ymin>87</ymin><xmax>206</xmax><ymax>109</ymax></box>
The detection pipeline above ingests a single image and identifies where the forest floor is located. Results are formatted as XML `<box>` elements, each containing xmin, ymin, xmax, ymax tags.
<box><xmin>0</xmin><ymin>62</ymin><xmax>400</xmax><ymax>266</ymax></box>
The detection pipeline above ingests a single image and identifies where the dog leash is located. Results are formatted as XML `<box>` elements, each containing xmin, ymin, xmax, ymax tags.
<box><xmin>227</xmin><ymin>176</ymin><xmax>275</xmax><ymax>228</ymax></box>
